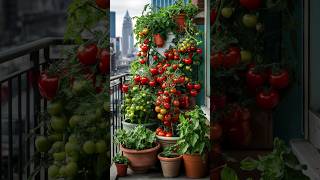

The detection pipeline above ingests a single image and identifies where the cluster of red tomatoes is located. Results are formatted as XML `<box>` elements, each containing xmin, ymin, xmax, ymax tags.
<box><xmin>211</xmin><ymin>47</ymin><xmax>241</xmax><ymax>69</ymax></box>
<box><xmin>246</xmin><ymin>67</ymin><xmax>289</xmax><ymax>109</ymax></box>
<box><xmin>38</xmin><ymin>43</ymin><xmax>109</xmax><ymax>100</ymax></box>
<box><xmin>156</xmin><ymin>127</ymin><xmax>173</xmax><ymax>137</ymax></box>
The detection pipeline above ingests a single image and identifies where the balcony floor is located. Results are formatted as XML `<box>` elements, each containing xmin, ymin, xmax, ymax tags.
<box><xmin>110</xmin><ymin>163</ymin><xmax>210</xmax><ymax>180</ymax></box>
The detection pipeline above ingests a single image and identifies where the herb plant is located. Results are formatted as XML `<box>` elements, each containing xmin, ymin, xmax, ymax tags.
<box><xmin>240</xmin><ymin>138</ymin><xmax>309</xmax><ymax>180</ymax></box>
<box><xmin>159</xmin><ymin>146</ymin><xmax>180</xmax><ymax>158</ymax></box>
<box><xmin>176</xmin><ymin>106</ymin><xmax>210</xmax><ymax>156</ymax></box>
<box><xmin>114</xmin><ymin>125</ymin><xmax>157</xmax><ymax>150</ymax></box>
<box><xmin>113</xmin><ymin>153</ymin><xmax>129</xmax><ymax>165</ymax></box>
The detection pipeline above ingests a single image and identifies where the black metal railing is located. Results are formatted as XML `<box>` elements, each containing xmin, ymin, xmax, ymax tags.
<box><xmin>110</xmin><ymin>73</ymin><xmax>130</xmax><ymax>159</ymax></box>
<box><xmin>0</xmin><ymin>37</ymin><xmax>76</xmax><ymax>180</ymax></box>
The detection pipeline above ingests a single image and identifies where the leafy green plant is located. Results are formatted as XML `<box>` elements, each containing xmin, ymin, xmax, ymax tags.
<box><xmin>122</xmin><ymin>85</ymin><xmax>156</xmax><ymax>124</ymax></box>
<box><xmin>176</xmin><ymin>106</ymin><xmax>210</xmax><ymax>156</ymax></box>
<box><xmin>221</xmin><ymin>166</ymin><xmax>239</xmax><ymax>180</ymax></box>
<box><xmin>164</xmin><ymin>0</ymin><xmax>198</xmax><ymax>18</ymax></box>
<box><xmin>240</xmin><ymin>138</ymin><xmax>309</xmax><ymax>180</ymax></box>
<box><xmin>159</xmin><ymin>146</ymin><xmax>180</xmax><ymax>158</ymax></box>
<box><xmin>113</xmin><ymin>153</ymin><xmax>129</xmax><ymax>165</ymax></box>
<box><xmin>114</xmin><ymin>125</ymin><xmax>157</xmax><ymax>150</ymax></box>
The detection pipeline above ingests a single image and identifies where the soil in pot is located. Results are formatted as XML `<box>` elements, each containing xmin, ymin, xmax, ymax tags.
<box><xmin>121</xmin><ymin>143</ymin><xmax>160</xmax><ymax>173</ymax></box>
<box><xmin>175</xmin><ymin>13</ymin><xmax>186</xmax><ymax>31</ymax></box>
<box><xmin>158</xmin><ymin>154</ymin><xmax>182</xmax><ymax>178</ymax></box>
<box><xmin>153</xmin><ymin>34</ymin><xmax>165</xmax><ymax>48</ymax></box>
<box><xmin>115</xmin><ymin>163</ymin><xmax>128</xmax><ymax>177</ymax></box>
<box><xmin>183</xmin><ymin>154</ymin><xmax>208</xmax><ymax>178</ymax></box>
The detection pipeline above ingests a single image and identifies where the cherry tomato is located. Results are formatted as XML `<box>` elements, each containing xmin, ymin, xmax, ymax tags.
<box><xmin>164</xmin><ymin>102</ymin><xmax>171</xmax><ymax>109</ymax></box>
<box><xmin>190</xmin><ymin>89</ymin><xmax>198</xmax><ymax>97</ymax></box>
<box><xmin>173</xmin><ymin>100</ymin><xmax>180</xmax><ymax>107</ymax></box>
<box><xmin>164</xmin><ymin>114</ymin><xmax>172</xmax><ymax>121</ymax></box>
<box><xmin>194</xmin><ymin>83</ymin><xmax>201</xmax><ymax>90</ymax></box>
<box><xmin>133</xmin><ymin>75</ymin><xmax>141</xmax><ymax>83</ymax></box>
<box><xmin>140</xmin><ymin>77</ymin><xmax>149</xmax><ymax>85</ymax></box>
<box><xmin>121</xmin><ymin>84</ymin><xmax>129</xmax><ymax>93</ymax></box>
<box><xmin>149</xmin><ymin>81</ymin><xmax>156</xmax><ymax>87</ymax></box>
<box><xmin>256</xmin><ymin>90</ymin><xmax>280</xmax><ymax>109</ymax></box>
<box><xmin>183</xmin><ymin>58</ymin><xmax>192</xmax><ymax>65</ymax></box>
<box><xmin>77</xmin><ymin>44</ymin><xmax>98</xmax><ymax>65</ymax></box>
<box><xmin>139</xmin><ymin>59</ymin><xmax>146</xmax><ymax>64</ymax></box>
<box><xmin>269</xmin><ymin>70</ymin><xmax>289</xmax><ymax>89</ymax></box>
<box><xmin>246</xmin><ymin>69</ymin><xmax>265</xmax><ymax>88</ymax></box>
<box><xmin>240</xmin><ymin>0</ymin><xmax>261</xmax><ymax>10</ymax></box>
<box><xmin>186</xmin><ymin>83</ymin><xmax>193</xmax><ymax>90</ymax></box>
<box><xmin>196</xmin><ymin>48</ymin><xmax>202</xmax><ymax>54</ymax></box>
<box><xmin>156</xmin><ymin>127</ymin><xmax>163</xmax><ymax>134</ymax></box>
<box><xmin>166</xmin><ymin>132</ymin><xmax>173</xmax><ymax>137</ymax></box>
<box><xmin>38</xmin><ymin>72</ymin><xmax>59</xmax><ymax>100</ymax></box>
<box><xmin>158</xmin><ymin>131</ymin><xmax>165</xmax><ymax>136</ymax></box>
<box><xmin>149</xmin><ymin>68</ymin><xmax>158</xmax><ymax>75</ymax></box>
<box><xmin>153</xmin><ymin>55</ymin><xmax>159</xmax><ymax>60</ymax></box>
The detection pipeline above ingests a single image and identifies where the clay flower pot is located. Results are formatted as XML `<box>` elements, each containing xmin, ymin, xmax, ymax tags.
<box><xmin>115</xmin><ymin>163</ymin><xmax>128</xmax><ymax>177</ymax></box>
<box><xmin>120</xmin><ymin>143</ymin><xmax>160</xmax><ymax>173</ymax></box>
<box><xmin>153</xmin><ymin>34</ymin><xmax>165</xmax><ymax>48</ymax></box>
<box><xmin>156</xmin><ymin>135</ymin><xmax>179</xmax><ymax>148</ymax></box>
<box><xmin>158</xmin><ymin>154</ymin><xmax>182</xmax><ymax>178</ymax></box>
<box><xmin>174</xmin><ymin>13</ymin><xmax>186</xmax><ymax>31</ymax></box>
<box><xmin>183</xmin><ymin>153</ymin><xmax>208</xmax><ymax>178</ymax></box>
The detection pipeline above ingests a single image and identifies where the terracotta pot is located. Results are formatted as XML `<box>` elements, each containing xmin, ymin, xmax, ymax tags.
<box><xmin>120</xmin><ymin>143</ymin><xmax>160</xmax><ymax>173</ymax></box>
<box><xmin>210</xmin><ymin>165</ymin><xmax>224</xmax><ymax>180</ymax></box>
<box><xmin>115</xmin><ymin>163</ymin><xmax>128</xmax><ymax>177</ymax></box>
<box><xmin>174</xmin><ymin>13</ymin><xmax>186</xmax><ymax>30</ymax></box>
<box><xmin>153</xmin><ymin>34</ymin><xmax>165</xmax><ymax>47</ymax></box>
<box><xmin>183</xmin><ymin>154</ymin><xmax>208</xmax><ymax>178</ymax></box>
<box><xmin>156</xmin><ymin>135</ymin><xmax>179</xmax><ymax>148</ymax></box>
<box><xmin>158</xmin><ymin>154</ymin><xmax>182</xmax><ymax>177</ymax></box>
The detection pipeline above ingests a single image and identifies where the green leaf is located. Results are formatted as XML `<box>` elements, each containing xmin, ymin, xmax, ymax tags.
<box><xmin>191</xmin><ymin>134</ymin><xmax>199</xmax><ymax>146</ymax></box>
<box><xmin>221</xmin><ymin>167</ymin><xmax>239</xmax><ymax>180</ymax></box>
<box><xmin>241</xmin><ymin>157</ymin><xmax>258</xmax><ymax>171</ymax></box>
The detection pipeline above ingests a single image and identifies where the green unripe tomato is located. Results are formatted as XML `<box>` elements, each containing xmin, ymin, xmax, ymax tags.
<box><xmin>35</xmin><ymin>136</ymin><xmax>50</xmax><ymax>152</ymax></box>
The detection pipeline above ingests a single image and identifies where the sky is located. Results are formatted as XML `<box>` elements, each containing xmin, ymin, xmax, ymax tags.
<box><xmin>111</xmin><ymin>0</ymin><xmax>150</xmax><ymax>38</ymax></box>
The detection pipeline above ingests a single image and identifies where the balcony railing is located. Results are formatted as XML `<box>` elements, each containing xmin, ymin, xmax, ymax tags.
<box><xmin>0</xmin><ymin>37</ymin><xmax>80</xmax><ymax>180</ymax></box>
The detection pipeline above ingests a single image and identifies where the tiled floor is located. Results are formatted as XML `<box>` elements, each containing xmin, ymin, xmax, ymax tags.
<box><xmin>110</xmin><ymin>164</ymin><xmax>209</xmax><ymax>180</ymax></box>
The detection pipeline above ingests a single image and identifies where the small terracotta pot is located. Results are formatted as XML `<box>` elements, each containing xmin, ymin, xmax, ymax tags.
<box><xmin>175</xmin><ymin>13</ymin><xmax>186</xmax><ymax>30</ymax></box>
<box><xmin>115</xmin><ymin>163</ymin><xmax>128</xmax><ymax>177</ymax></box>
<box><xmin>210</xmin><ymin>165</ymin><xmax>224</xmax><ymax>180</ymax></box>
<box><xmin>120</xmin><ymin>143</ymin><xmax>160</xmax><ymax>173</ymax></box>
<box><xmin>153</xmin><ymin>34</ymin><xmax>165</xmax><ymax>47</ymax></box>
<box><xmin>183</xmin><ymin>154</ymin><xmax>208</xmax><ymax>178</ymax></box>
<box><xmin>158</xmin><ymin>154</ymin><xmax>182</xmax><ymax>177</ymax></box>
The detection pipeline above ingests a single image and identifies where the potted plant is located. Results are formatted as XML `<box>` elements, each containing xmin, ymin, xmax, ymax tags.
<box><xmin>166</xmin><ymin>0</ymin><xmax>198</xmax><ymax>30</ymax></box>
<box><xmin>158</xmin><ymin>146</ymin><xmax>182</xmax><ymax>178</ymax></box>
<box><xmin>176</xmin><ymin>106</ymin><xmax>210</xmax><ymax>178</ymax></box>
<box><xmin>112</xmin><ymin>153</ymin><xmax>129</xmax><ymax>177</ymax></box>
<box><xmin>114</xmin><ymin>125</ymin><xmax>160</xmax><ymax>173</ymax></box>
<box><xmin>121</xmin><ymin>85</ymin><xmax>157</xmax><ymax>131</ymax></box>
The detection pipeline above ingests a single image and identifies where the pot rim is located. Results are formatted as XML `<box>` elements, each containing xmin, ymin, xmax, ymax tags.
<box><xmin>115</xmin><ymin>163</ymin><xmax>128</xmax><ymax>166</ymax></box>
<box><xmin>156</xmin><ymin>135</ymin><xmax>179</xmax><ymax>140</ymax></box>
<box><xmin>158</xmin><ymin>153</ymin><xmax>182</xmax><ymax>161</ymax></box>
<box><xmin>120</xmin><ymin>143</ymin><xmax>160</xmax><ymax>154</ymax></box>
<box><xmin>175</xmin><ymin>13</ymin><xmax>186</xmax><ymax>17</ymax></box>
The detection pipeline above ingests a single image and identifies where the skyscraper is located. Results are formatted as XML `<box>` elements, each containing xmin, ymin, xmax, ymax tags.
<box><xmin>121</xmin><ymin>10</ymin><xmax>134</xmax><ymax>57</ymax></box>
<box><xmin>110</xmin><ymin>11</ymin><xmax>116</xmax><ymax>38</ymax></box>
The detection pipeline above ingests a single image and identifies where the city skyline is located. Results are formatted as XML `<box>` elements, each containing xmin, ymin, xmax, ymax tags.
<box><xmin>121</xmin><ymin>10</ymin><xmax>134</xmax><ymax>57</ymax></box>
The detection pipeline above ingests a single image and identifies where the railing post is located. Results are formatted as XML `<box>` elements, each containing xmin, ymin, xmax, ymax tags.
<box><xmin>30</xmin><ymin>50</ymin><xmax>41</xmax><ymax>180</ymax></box>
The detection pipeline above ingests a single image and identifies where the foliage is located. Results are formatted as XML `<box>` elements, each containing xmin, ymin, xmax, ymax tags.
<box><xmin>112</xmin><ymin>153</ymin><xmax>129</xmax><ymax>164</ymax></box>
<box><xmin>65</xmin><ymin>0</ymin><xmax>107</xmax><ymax>44</ymax></box>
<box><xmin>221</xmin><ymin>166</ymin><xmax>239</xmax><ymax>180</ymax></box>
<box><xmin>176</xmin><ymin>106</ymin><xmax>210</xmax><ymax>156</ymax></box>
<box><xmin>159</xmin><ymin>146</ymin><xmax>180</xmax><ymax>158</ymax></box>
<box><xmin>240</xmin><ymin>138</ymin><xmax>309</xmax><ymax>180</ymax></box>
<box><xmin>122</xmin><ymin>85</ymin><xmax>156</xmax><ymax>124</ymax></box>
<box><xmin>114</xmin><ymin>125</ymin><xmax>157</xmax><ymax>150</ymax></box>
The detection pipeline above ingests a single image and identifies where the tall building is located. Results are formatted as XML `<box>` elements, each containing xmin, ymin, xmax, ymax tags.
<box><xmin>121</xmin><ymin>10</ymin><xmax>134</xmax><ymax>57</ymax></box>
<box><xmin>151</xmin><ymin>0</ymin><xmax>189</xmax><ymax>9</ymax></box>
<box><xmin>110</xmin><ymin>11</ymin><xmax>116</xmax><ymax>38</ymax></box>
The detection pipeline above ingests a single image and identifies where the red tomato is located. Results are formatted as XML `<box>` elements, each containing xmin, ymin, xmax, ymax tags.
<box><xmin>211</xmin><ymin>52</ymin><xmax>224</xmax><ymax>69</ymax></box>
<box><xmin>161</xmin><ymin>83</ymin><xmax>167</xmax><ymax>89</ymax></box>
<box><xmin>168</xmin><ymin>53</ymin><xmax>174</xmax><ymax>60</ymax></box>
<box><xmin>269</xmin><ymin>70</ymin><xmax>289</xmax><ymax>89</ymax></box>
<box><xmin>163</xmin><ymin>102</ymin><xmax>171</xmax><ymax>109</ymax></box>
<box><xmin>149</xmin><ymin>81</ymin><xmax>156</xmax><ymax>87</ymax></box>
<box><xmin>121</xmin><ymin>84</ymin><xmax>129</xmax><ymax>93</ymax></box>
<box><xmin>144</xmin><ymin>39</ymin><xmax>150</xmax><ymax>44</ymax></box>
<box><xmin>170</xmin><ymin>88</ymin><xmax>177</xmax><ymax>94</ymax></box>
<box><xmin>164</xmin><ymin>52</ymin><xmax>169</xmax><ymax>58</ymax></box>
<box><xmin>149</xmin><ymin>68</ymin><xmax>158</xmax><ymax>75</ymax></box>
<box><xmin>240</xmin><ymin>0</ymin><xmax>261</xmax><ymax>10</ymax></box>
<box><xmin>224</xmin><ymin>49</ymin><xmax>240</xmax><ymax>68</ymax></box>
<box><xmin>183</xmin><ymin>58</ymin><xmax>192</xmax><ymax>65</ymax></box>
<box><xmin>165</xmin><ymin>132</ymin><xmax>173</xmax><ymax>137</ymax></box>
<box><xmin>256</xmin><ymin>90</ymin><xmax>280</xmax><ymax>109</ymax></box>
<box><xmin>196</xmin><ymin>48</ymin><xmax>202</xmax><ymax>54</ymax></box>
<box><xmin>38</xmin><ymin>73</ymin><xmax>59</xmax><ymax>100</ymax></box>
<box><xmin>98</xmin><ymin>49</ymin><xmax>110</xmax><ymax>75</ymax></box>
<box><xmin>211</xmin><ymin>123</ymin><xmax>223</xmax><ymax>140</ymax></box>
<box><xmin>163</xmin><ymin>96</ymin><xmax>171</xmax><ymax>103</ymax></box>
<box><xmin>164</xmin><ymin>114</ymin><xmax>172</xmax><ymax>121</ymax></box>
<box><xmin>140</xmin><ymin>77</ymin><xmax>149</xmax><ymax>85</ymax></box>
<box><xmin>179</xmin><ymin>76</ymin><xmax>185</xmax><ymax>83</ymax></box>
<box><xmin>172</xmin><ymin>64</ymin><xmax>178</xmax><ymax>70</ymax></box>
<box><xmin>96</xmin><ymin>0</ymin><xmax>109</xmax><ymax>9</ymax></box>
<box><xmin>139</xmin><ymin>59</ymin><xmax>146</xmax><ymax>64</ymax></box>
<box><xmin>210</xmin><ymin>9</ymin><xmax>217</xmax><ymax>25</ymax></box>
<box><xmin>190</xmin><ymin>89</ymin><xmax>198</xmax><ymax>97</ymax></box>
<box><xmin>77</xmin><ymin>44</ymin><xmax>98</xmax><ymax>65</ymax></box>
<box><xmin>156</xmin><ymin>127</ymin><xmax>163</xmax><ymax>134</ymax></box>
<box><xmin>163</xmin><ymin>121</ymin><xmax>171</xmax><ymax>127</ymax></box>
<box><xmin>194</xmin><ymin>83</ymin><xmax>201</xmax><ymax>90</ymax></box>
<box><xmin>246</xmin><ymin>69</ymin><xmax>265</xmax><ymax>88</ymax></box>
<box><xmin>173</xmin><ymin>100</ymin><xmax>180</xmax><ymax>107</ymax></box>
<box><xmin>186</xmin><ymin>83</ymin><xmax>193</xmax><ymax>90</ymax></box>
<box><xmin>133</xmin><ymin>75</ymin><xmax>141</xmax><ymax>83</ymax></box>
<box><xmin>174</xmin><ymin>55</ymin><xmax>180</xmax><ymax>60</ymax></box>
<box><xmin>158</xmin><ymin>131</ymin><xmax>165</xmax><ymax>136</ymax></box>
<box><xmin>153</xmin><ymin>55</ymin><xmax>159</xmax><ymax>60</ymax></box>
<box><xmin>158</xmin><ymin>68</ymin><xmax>165</xmax><ymax>74</ymax></box>
<box><xmin>141</xmin><ymin>44</ymin><xmax>149</xmax><ymax>52</ymax></box>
